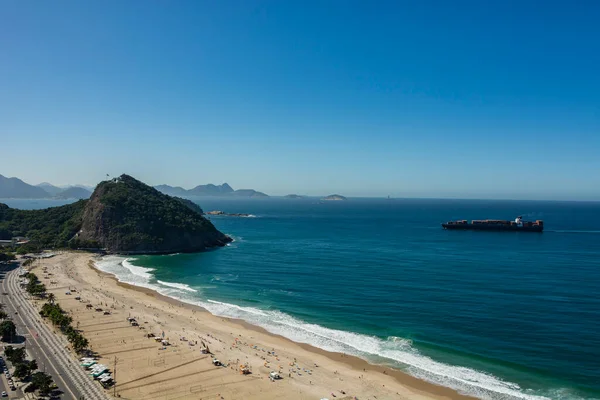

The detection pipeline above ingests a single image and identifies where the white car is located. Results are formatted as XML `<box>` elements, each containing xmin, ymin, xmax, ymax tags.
<box><xmin>1</xmin><ymin>391</ymin><xmax>7</xmax><ymax>397</ymax></box>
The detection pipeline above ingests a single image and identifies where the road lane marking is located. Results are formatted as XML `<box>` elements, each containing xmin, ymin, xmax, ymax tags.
<box><xmin>2</xmin><ymin>271</ymin><xmax>79</xmax><ymax>400</ymax></box>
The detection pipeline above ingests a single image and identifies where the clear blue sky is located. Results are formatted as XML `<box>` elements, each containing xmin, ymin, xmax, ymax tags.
<box><xmin>1</xmin><ymin>1</ymin><xmax>599</xmax><ymax>199</ymax></box>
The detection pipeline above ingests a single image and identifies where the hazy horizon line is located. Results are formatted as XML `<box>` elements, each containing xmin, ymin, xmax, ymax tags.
<box><xmin>2</xmin><ymin>173</ymin><xmax>599</xmax><ymax>203</ymax></box>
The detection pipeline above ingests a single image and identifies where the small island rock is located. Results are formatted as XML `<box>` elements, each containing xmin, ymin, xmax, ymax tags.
<box><xmin>206</xmin><ymin>210</ymin><xmax>251</xmax><ymax>217</ymax></box>
<box><xmin>321</xmin><ymin>194</ymin><xmax>347</xmax><ymax>201</ymax></box>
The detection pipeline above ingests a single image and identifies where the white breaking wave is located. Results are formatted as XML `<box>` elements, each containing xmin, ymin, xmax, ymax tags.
<box><xmin>94</xmin><ymin>257</ymin><xmax>198</xmax><ymax>296</ymax></box>
<box><xmin>226</xmin><ymin>235</ymin><xmax>244</xmax><ymax>243</ymax></box>
<box><xmin>157</xmin><ymin>280</ymin><xmax>197</xmax><ymax>292</ymax></box>
<box><xmin>93</xmin><ymin>256</ymin><xmax>559</xmax><ymax>400</ymax></box>
<box><xmin>187</xmin><ymin>300</ymin><xmax>552</xmax><ymax>400</ymax></box>
<box><xmin>122</xmin><ymin>259</ymin><xmax>155</xmax><ymax>280</ymax></box>
<box><xmin>94</xmin><ymin>256</ymin><xmax>161</xmax><ymax>292</ymax></box>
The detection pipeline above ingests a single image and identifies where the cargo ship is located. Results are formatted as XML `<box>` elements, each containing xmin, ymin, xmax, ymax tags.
<box><xmin>442</xmin><ymin>216</ymin><xmax>543</xmax><ymax>232</ymax></box>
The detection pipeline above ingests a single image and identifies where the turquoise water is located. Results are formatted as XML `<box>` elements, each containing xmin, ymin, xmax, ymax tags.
<box><xmin>7</xmin><ymin>198</ymin><xmax>600</xmax><ymax>399</ymax></box>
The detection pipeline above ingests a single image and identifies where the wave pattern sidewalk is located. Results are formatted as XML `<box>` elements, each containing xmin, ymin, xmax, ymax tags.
<box><xmin>6</xmin><ymin>268</ymin><xmax>110</xmax><ymax>400</ymax></box>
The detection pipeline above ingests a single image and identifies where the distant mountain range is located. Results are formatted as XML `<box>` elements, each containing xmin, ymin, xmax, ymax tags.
<box><xmin>0</xmin><ymin>175</ymin><xmax>50</xmax><ymax>199</ymax></box>
<box><xmin>154</xmin><ymin>183</ymin><xmax>268</xmax><ymax>198</ymax></box>
<box><xmin>38</xmin><ymin>182</ymin><xmax>94</xmax><ymax>195</ymax></box>
<box><xmin>0</xmin><ymin>175</ymin><xmax>92</xmax><ymax>199</ymax></box>
<box><xmin>53</xmin><ymin>186</ymin><xmax>92</xmax><ymax>199</ymax></box>
<box><xmin>37</xmin><ymin>182</ymin><xmax>64</xmax><ymax>196</ymax></box>
<box><xmin>0</xmin><ymin>174</ymin><xmax>268</xmax><ymax>199</ymax></box>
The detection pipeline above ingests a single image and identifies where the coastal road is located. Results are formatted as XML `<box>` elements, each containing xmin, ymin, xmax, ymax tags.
<box><xmin>0</xmin><ymin>263</ymin><xmax>109</xmax><ymax>400</ymax></box>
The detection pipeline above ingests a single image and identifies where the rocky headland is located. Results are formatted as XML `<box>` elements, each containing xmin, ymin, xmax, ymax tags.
<box><xmin>0</xmin><ymin>174</ymin><xmax>232</xmax><ymax>254</ymax></box>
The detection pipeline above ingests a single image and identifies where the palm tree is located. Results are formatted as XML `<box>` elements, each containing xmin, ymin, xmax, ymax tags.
<box><xmin>47</xmin><ymin>293</ymin><xmax>55</xmax><ymax>304</ymax></box>
<box><xmin>73</xmin><ymin>336</ymin><xmax>89</xmax><ymax>353</ymax></box>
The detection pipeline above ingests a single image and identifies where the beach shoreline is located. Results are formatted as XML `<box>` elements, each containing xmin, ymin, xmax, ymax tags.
<box><xmin>31</xmin><ymin>252</ymin><xmax>475</xmax><ymax>400</ymax></box>
<box><xmin>91</xmin><ymin>259</ymin><xmax>474</xmax><ymax>400</ymax></box>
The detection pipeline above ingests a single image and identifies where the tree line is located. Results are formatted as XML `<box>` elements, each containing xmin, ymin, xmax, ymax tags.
<box><xmin>39</xmin><ymin>302</ymin><xmax>89</xmax><ymax>353</ymax></box>
<box><xmin>25</xmin><ymin>273</ymin><xmax>90</xmax><ymax>352</ymax></box>
<box><xmin>25</xmin><ymin>272</ymin><xmax>47</xmax><ymax>297</ymax></box>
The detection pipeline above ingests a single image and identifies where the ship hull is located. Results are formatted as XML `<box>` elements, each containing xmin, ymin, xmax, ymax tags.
<box><xmin>442</xmin><ymin>224</ymin><xmax>543</xmax><ymax>232</ymax></box>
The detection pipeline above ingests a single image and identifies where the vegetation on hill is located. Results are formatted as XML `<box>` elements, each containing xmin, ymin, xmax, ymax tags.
<box><xmin>0</xmin><ymin>227</ymin><xmax>11</xmax><ymax>240</ymax></box>
<box><xmin>0</xmin><ymin>174</ymin><xmax>227</xmax><ymax>253</ymax></box>
<box><xmin>0</xmin><ymin>201</ymin><xmax>86</xmax><ymax>250</ymax></box>
<box><xmin>174</xmin><ymin>197</ymin><xmax>204</xmax><ymax>214</ymax></box>
<box><xmin>77</xmin><ymin>174</ymin><xmax>230</xmax><ymax>253</ymax></box>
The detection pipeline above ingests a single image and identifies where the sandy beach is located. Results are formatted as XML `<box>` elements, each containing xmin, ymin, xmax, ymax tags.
<box><xmin>28</xmin><ymin>252</ymin><xmax>474</xmax><ymax>400</ymax></box>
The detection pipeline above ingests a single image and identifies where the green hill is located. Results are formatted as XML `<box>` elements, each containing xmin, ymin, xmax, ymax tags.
<box><xmin>0</xmin><ymin>201</ymin><xmax>86</xmax><ymax>248</ymax></box>
<box><xmin>0</xmin><ymin>174</ymin><xmax>229</xmax><ymax>253</ymax></box>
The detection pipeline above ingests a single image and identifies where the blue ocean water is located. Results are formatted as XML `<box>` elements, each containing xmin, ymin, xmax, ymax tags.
<box><xmin>6</xmin><ymin>198</ymin><xmax>600</xmax><ymax>399</ymax></box>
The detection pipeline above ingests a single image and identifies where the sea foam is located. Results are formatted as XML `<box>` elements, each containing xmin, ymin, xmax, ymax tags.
<box><xmin>122</xmin><ymin>258</ymin><xmax>155</xmax><ymax>280</ymax></box>
<box><xmin>94</xmin><ymin>256</ymin><xmax>557</xmax><ymax>400</ymax></box>
<box><xmin>157</xmin><ymin>280</ymin><xmax>198</xmax><ymax>292</ymax></box>
<box><xmin>191</xmin><ymin>300</ymin><xmax>554</xmax><ymax>400</ymax></box>
<box><xmin>94</xmin><ymin>256</ymin><xmax>161</xmax><ymax>292</ymax></box>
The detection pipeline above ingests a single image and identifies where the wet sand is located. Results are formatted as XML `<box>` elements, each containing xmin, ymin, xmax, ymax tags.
<box><xmin>30</xmin><ymin>252</ymin><xmax>475</xmax><ymax>400</ymax></box>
